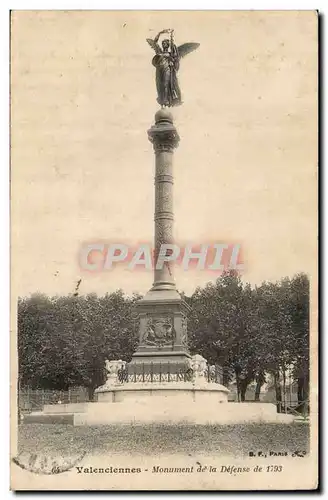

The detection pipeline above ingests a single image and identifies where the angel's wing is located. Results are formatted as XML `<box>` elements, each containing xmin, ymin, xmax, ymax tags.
<box><xmin>146</xmin><ymin>38</ymin><xmax>160</xmax><ymax>53</ymax></box>
<box><xmin>177</xmin><ymin>42</ymin><xmax>200</xmax><ymax>58</ymax></box>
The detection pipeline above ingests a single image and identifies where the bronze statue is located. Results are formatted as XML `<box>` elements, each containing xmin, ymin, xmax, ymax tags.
<box><xmin>146</xmin><ymin>29</ymin><xmax>199</xmax><ymax>107</ymax></box>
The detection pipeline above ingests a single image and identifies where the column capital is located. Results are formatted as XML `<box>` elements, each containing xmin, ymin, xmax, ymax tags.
<box><xmin>148</xmin><ymin>109</ymin><xmax>180</xmax><ymax>153</ymax></box>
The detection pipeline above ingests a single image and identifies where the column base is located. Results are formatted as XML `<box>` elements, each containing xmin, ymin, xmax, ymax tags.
<box><xmin>134</xmin><ymin>288</ymin><xmax>191</xmax><ymax>368</ymax></box>
<box><xmin>151</xmin><ymin>282</ymin><xmax>177</xmax><ymax>291</ymax></box>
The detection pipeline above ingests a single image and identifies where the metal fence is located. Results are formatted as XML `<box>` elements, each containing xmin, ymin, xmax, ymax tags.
<box><xmin>18</xmin><ymin>364</ymin><xmax>223</xmax><ymax>414</ymax></box>
<box><xmin>18</xmin><ymin>386</ymin><xmax>91</xmax><ymax>414</ymax></box>
<box><xmin>277</xmin><ymin>400</ymin><xmax>310</xmax><ymax>419</ymax></box>
<box><xmin>117</xmin><ymin>362</ymin><xmax>223</xmax><ymax>384</ymax></box>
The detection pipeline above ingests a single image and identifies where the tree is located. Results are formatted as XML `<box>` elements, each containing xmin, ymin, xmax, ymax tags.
<box><xmin>17</xmin><ymin>290</ymin><xmax>141</xmax><ymax>397</ymax></box>
<box><xmin>188</xmin><ymin>271</ymin><xmax>259</xmax><ymax>399</ymax></box>
<box><xmin>188</xmin><ymin>272</ymin><xmax>310</xmax><ymax>404</ymax></box>
<box><xmin>251</xmin><ymin>276</ymin><xmax>310</xmax><ymax>409</ymax></box>
<box><xmin>18</xmin><ymin>293</ymin><xmax>60</xmax><ymax>388</ymax></box>
<box><xmin>288</xmin><ymin>273</ymin><xmax>310</xmax><ymax>409</ymax></box>
<box><xmin>251</xmin><ymin>279</ymin><xmax>294</xmax><ymax>406</ymax></box>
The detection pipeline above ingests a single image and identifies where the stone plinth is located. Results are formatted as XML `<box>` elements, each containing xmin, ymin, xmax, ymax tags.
<box><xmin>131</xmin><ymin>288</ymin><xmax>191</xmax><ymax>367</ymax></box>
<box><xmin>74</xmin><ymin>401</ymin><xmax>295</xmax><ymax>426</ymax></box>
<box><xmin>24</xmin><ymin>400</ymin><xmax>295</xmax><ymax>426</ymax></box>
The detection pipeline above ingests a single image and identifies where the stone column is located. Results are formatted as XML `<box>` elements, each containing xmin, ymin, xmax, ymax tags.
<box><xmin>148</xmin><ymin>109</ymin><xmax>179</xmax><ymax>291</ymax></box>
<box><xmin>130</xmin><ymin>109</ymin><xmax>191</xmax><ymax>369</ymax></box>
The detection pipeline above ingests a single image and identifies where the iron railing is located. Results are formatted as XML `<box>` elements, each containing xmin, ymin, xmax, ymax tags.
<box><xmin>18</xmin><ymin>386</ymin><xmax>91</xmax><ymax>414</ymax></box>
<box><xmin>277</xmin><ymin>400</ymin><xmax>310</xmax><ymax>419</ymax></box>
<box><xmin>117</xmin><ymin>362</ymin><xmax>223</xmax><ymax>384</ymax></box>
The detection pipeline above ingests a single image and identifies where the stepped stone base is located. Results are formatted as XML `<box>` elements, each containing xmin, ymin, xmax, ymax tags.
<box><xmin>23</xmin><ymin>385</ymin><xmax>295</xmax><ymax>426</ymax></box>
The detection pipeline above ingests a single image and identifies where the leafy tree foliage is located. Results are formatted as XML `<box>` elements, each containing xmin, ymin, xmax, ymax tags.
<box><xmin>188</xmin><ymin>271</ymin><xmax>310</xmax><ymax>403</ymax></box>
<box><xmin>18</xmin><ymin>290</ymin><xmax>140</xmax><ymax>396</ymax></box>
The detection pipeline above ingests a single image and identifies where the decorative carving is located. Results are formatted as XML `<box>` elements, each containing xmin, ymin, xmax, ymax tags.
<box><xmin>104</xmin><ymin>359</ymin><xmax>126</xmax><ymax>386</ymax></box>
<box><xmin>155</xmin><ymin>182</ymin><xmax>173</xmax><ymax>213</ymax></box>
<box><xmin>156</xmin><ymin>174</ymin><xmax>173</xmax><ymax>183</ymax></box>
<box><xmin>143</xmin><ymin>316</ymin><xmax>176</xmax><ymax>347</ymax></box>
<box><xmin>148</xmin><ymin>108</ymin><xmax>180</xmax><ymax>153</ymax></box>
<box><xmin>155</xmin><ymin>219</ymin><xmax>173</xmax><ymax>247</ymax></box>
<box><xmin>156</xmin><ymin>161</ymin><xmax>173</xmax><ymax>176</ymax></box>
<box><xmin>181</xmin><ymin>315</ymin><xmax>188</xmax><ymax>347</ymax></box>
<box><xmin>154</xmin><ymin>219</ymin><xmax>174</xmax><ymax>276</ymax></box>
<box><xmin>187</xmin><ymin>354</ymin><xmax>208</xmax><ymax>383</ymax></box>
<box><xmin>150</xmin><ymin>130</ymin><xmax>179</xmax><ymax>153</ymax></box>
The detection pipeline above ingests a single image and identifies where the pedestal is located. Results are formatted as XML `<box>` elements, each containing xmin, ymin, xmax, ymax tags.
<box><xmin>130</xmin><ymin>288</ymin><xmax>191</xmax><ymax>369</ymax></box>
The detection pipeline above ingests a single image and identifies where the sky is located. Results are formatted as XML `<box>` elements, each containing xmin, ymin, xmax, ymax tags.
<box><xmin>11</xmin><ymin>10</ymin><xmax>317</xmax><ymax>297</ymax></box>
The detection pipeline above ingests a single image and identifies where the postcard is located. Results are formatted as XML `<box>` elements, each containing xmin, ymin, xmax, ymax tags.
<box><xmin>10</xmin><ymin>10</ymin><xmax>318</xmax><ymax>490</ymax></box>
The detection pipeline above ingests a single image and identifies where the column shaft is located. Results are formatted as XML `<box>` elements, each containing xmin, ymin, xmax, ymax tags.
<box><xmin>154</xmin><ymin>149</ymin><xmax>175</xmax><ymax>288</ymax></box>
<box><xmin>147</xmin><ymin>110</ymin><xmax>180</xmax><ymax>291</ymax></box>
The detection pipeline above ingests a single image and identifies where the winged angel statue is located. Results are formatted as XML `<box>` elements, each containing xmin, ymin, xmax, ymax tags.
<box><xmin>146</xmin><ymin>29</ymin><xmax>200</xmax><ymax>107</ymax></box>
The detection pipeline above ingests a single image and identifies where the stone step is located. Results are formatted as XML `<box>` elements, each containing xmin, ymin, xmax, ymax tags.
<box><xmin>23</xmin><ymin>401</ymin><xmax>295</xmax><ymax>426</ymax></box>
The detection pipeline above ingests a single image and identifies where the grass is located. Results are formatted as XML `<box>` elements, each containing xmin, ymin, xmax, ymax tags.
<box><xmin>18</xmin><ymin>423</ymin><xmax>309</xmax><ymax>457</ymax></box>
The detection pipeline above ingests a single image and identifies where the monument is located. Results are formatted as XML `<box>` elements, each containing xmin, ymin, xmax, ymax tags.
<box><xmin>129</xmin><ymin>28</ymin><xmax>200</xmax><ymax>369</ymax></box>
<box><xmin>92</xmin><ymin>29</ymin><xmax>231</xmax><ymax>404</ymax></box>
<box><xmin>24</xmin><ymin>30</ymin><xmax>294</xmax><ymax>425</ymax></box>
<box><xmin>128</xmin><ymin>30</ymin><xmax>198</xmax><ymax>368</ymax></box>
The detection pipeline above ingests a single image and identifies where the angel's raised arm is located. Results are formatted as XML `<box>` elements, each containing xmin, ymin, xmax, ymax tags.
<box><xmin>154</xmin><ymin>30</ymin><xmax>163</xmax><ymax>43</ymax></box>
<box><xmin>147</xmin><ymin>30</ymin><xmax>172</xmax><ymax>53</ymax></box>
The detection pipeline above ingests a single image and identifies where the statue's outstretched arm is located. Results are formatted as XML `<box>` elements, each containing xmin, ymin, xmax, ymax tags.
<box><xmin>154</xmin><ymin>30</ymin><xmax>163</xmax><ymax>43</ymax></box>
<box><xmin>147</xmin><ymin>30</ymin><xmax>168</xmax><ymax>54</ymax></box>
<box><xmin>155</xmin><ymin>28</ymin><xmax>171</xmax><ymax>42</ymax></box>
<box><xmin>146</xmin><ymin>29</ymin><xmax>172</xmax><ymax>53</ymax></box>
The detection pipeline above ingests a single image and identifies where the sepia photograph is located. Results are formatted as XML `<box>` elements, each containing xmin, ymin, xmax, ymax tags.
<box><xmin>10</xmin><ymin>10</ymin><xmax>318</xmax><ymax>490</ymax></box>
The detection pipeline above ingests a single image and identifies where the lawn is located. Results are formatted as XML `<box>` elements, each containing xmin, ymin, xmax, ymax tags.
<box><xmin>18</xmin><ymin>423</ymin><xmax>309</xmax><ymax>457</ymax></box>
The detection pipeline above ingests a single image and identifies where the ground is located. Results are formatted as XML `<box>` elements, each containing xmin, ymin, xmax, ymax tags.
<box><xmin>17</xmin><ymin>423</ymin><xmax>309</xmax><ymax>457</ymax></box>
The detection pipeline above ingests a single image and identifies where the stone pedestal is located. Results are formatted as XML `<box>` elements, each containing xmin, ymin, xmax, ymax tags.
<box><xmin>96</xmin><ymin>382</ymin><xmax>229</xmax><ymax>403</ymax></box>
<box><xmin>130</xmin><ymin>288</ymin><xmax>191</xmax><ymax>368</ymax></box>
